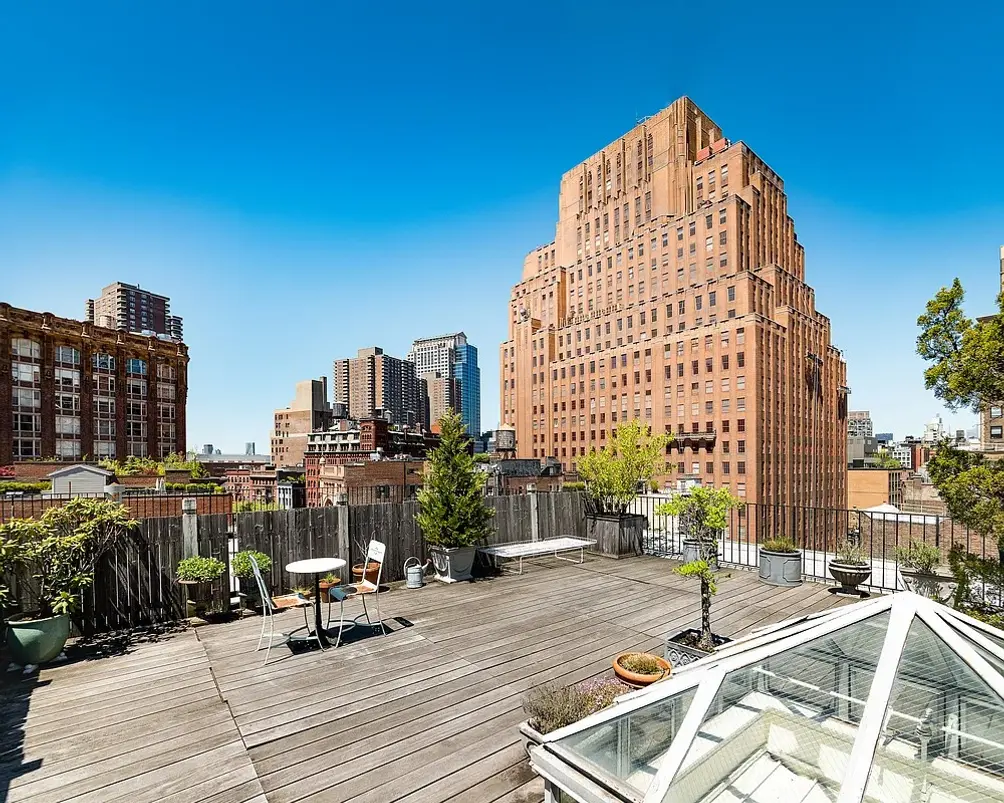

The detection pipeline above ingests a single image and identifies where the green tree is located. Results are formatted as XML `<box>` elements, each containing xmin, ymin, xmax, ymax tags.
<box><xmin>918</xmin><ymin>280</ymin><xmax>1004</xmax><ymax>554</ymax></box>
<box><xmin>656</xmin><ymin>487</ymin><xmax>743</xmax><ymax>652</ymax></box>
<box><xmin>872</xmin><ymin>451</ymin><xmax>903</xmax><ymax>470</ymax></box>
<box><xmin>577</xmin><ymin>419</ymin><xmax>672</xmax><ymax>513</ymax></box>
<box><xmin>416</xmin><ymin>409</ymin><xmax>494</xmax><ymax>548</ymax></box>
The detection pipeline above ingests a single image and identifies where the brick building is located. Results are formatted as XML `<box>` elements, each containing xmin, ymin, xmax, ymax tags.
<box><xmin>1</xmin><ymin>303</ymin><xmax>188</xmax><ymax>464</ymax></box>
<box><xmin>317</xmin><ymin>458</ymin><xmax>426</xmax><ymax>505</ymax></box>
<box><xmin>270</xmin><ymin>378</ymin><xmax>332</xmax><ymax>468</ymax></box>
<box><xmin>848</xmin><ymin>468</ymin><xmax>907</xmax><ymax>509</ymax></box>
<box><xmin>86</xmin><ymin>282</ymin><xmax>183</xmax><ymax>340</ymax></box>
<box><xmin>332</xmin><ymin>347</ymin><xmax>422</xmax><ymax>427</ymax></box>
<box><xmin>499</xmin><ymin>97</ymin><xmax>847</xmax><ymax>507</ymax></box>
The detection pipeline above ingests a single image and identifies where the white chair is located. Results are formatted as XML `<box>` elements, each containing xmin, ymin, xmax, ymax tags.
<box><xmin>250</xmin><ymin>555</ymin><xmax>318</xmax><ymax>664</ymax></box>
<box><xmin>325</xmin><ymin>540</ymin><xmax>388</xmax><ymax>647</ymax></box>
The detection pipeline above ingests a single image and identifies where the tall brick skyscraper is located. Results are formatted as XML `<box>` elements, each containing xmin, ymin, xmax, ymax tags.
<box><xmin>500</xmin><ymin>97</ymin><xmax>847</xmax><ymax>508</ymax></box>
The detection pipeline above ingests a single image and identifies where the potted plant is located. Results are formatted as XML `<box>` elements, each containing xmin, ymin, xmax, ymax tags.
<box><xmin>176</xmin><ymin>556</ymin><xmax>227</xmax><ymax>619</ymax></box>
<box><xmin>351</xmin><ymin>537</ymin><xmax>381</xmax><ymax>585</ymax></box>
<box><xmin>579</xmin><ymin>420</ymin><xmax>672</xmax><ymax>558</ymax></box>
<box><xmin>896</xmin><ymin>540</ymin><xmax>947</xmax><ymax>600</ymax></box>
<box><xmin>230</xmin><ymin>549</ymin><xmax>272</xmax><ymax>611</ymax></box>
<box><xmin>759</xmin><ymin>537</ymin><xmax>803</xmax><ymax>587</ymax></box>
<box><xmin>416</xmin><ymin>410</ymin><xmax>495</xmax><ymax>583</ymax></box>
<box><xmin>657</xmin><ymin>488</ymin><xmax>741</xmax><ymax>663</ymax></box>
<box><xmin>828</xmin><ymin>543</ymin><xmax>872</xmax><ymax>596</ymax></box>
<box><xmin>0</xmin><ymin>499</ymin><xmax>137</xmax><ymax>666</ymax></box>
<box><xmin>520</xmin><ymin>677</ymin><xmax>630</xmax><ymax>755</ymax></box>
<box><xmin>319</xmin><ymin>573</ymin><xmax>340</xmax><ymax>596</ymax></box>
<box><xmin>290</xmin><ymin>584</ymin><xmax>313</xmax><ymax>599</ymax></box>
<box><xmin>612</xmin><ymin>651</ymin><xmax>671</xmax><ymax>687</ymax></box>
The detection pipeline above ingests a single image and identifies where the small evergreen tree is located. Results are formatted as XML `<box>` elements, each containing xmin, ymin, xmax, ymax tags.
<box><xmin>416</xmin><ymin>410</ymin><xmax>494</xmax><ymax>548</ymax></box>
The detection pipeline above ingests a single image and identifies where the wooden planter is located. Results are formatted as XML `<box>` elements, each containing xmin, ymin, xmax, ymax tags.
<box><xmin>587</xmin><ymin>513</ymin><xmax>645</xmax><ymax>559</ymax></box>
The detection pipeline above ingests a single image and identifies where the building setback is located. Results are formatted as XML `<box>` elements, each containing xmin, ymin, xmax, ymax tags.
<box><xmin>270</xmin><ymin>378</ymin><xmax>332</xmax><ymax>468</ymax></box>
<box><xmin>1</xmin><ymin>303</ymin><xmax>189</xmax><ymax>463</ymax></box>
<box><xmin>332</xmin><ymin>347</ymin><xmax>421</xmax><ymax>427</ymax></box>
<box><xmin>86</xmin><ymin>282</ymin><xmax>183</xmax><ymax>340</ymax></box>
<box><xmin>499</xmin><ymin>96</ymin><xmax>848</xmax><ymax>507</ymax></box>
<box><xmin>408</xmin><ymin>332</ymin><xmax>481</xmax><ymax>435</ymax></box>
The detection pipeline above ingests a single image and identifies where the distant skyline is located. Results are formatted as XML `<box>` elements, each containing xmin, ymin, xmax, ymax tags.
<box><xmin>2</xmin><ymin>1</ymin><xmax>1001</xmax><ymax>452</ymax></box>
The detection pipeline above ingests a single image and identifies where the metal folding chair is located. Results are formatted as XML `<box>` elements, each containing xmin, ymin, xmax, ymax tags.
<box><xmin>250</xmin><ymin>555</ymin><xmax>317</xmax><ymax>664</ymax></box>
<box><xmin>325</xmin><ymin>540</ymin><xmax>388</xmax><ymax>647</ymax></box>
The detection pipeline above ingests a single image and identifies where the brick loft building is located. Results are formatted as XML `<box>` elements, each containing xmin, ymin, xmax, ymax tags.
<box><xmin>271</xmin><ymin>378</ymin><xmax>332</xmax><ymax>468</ymax></box>
<box><xmin>1</xmin><ymin>303</ymin><xmax>189</xmax><ymax>464</ymax></box>
<box><xmin>86</xmin><ymin>281</ymin><xmax>183</xmax><ymax>340</ymax></box>
<box><xmin>499</xmin><ymin>96</ymin><xmax>848</xmax><ymax>508</ymax></box>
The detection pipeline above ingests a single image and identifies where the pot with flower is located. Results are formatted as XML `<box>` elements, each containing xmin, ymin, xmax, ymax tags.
<box><xmin>318</xmin><ymin>573</ymin><xmax>340</xmax><ymax>598</ymax></box>
<box><xmin>1</xmin><ymin>499</ymin><xmax>137</xmax><ymax>666</ymax></box>
<box><xmin>520</xmin><ymin>677</ymin><xmax>631</xmax><ymax>755</ymax></box>
<box><xmin>176</xmin><ymin>556</ymin><xmax>227</xmax><ymax>620</ymax></box>
<box><xmin>612</xmin><ymin>651</ymin><xmax>671</xmax><ymax>687</ymax></box>
<box><xmin>828</xmin><ymin>542</ymin><xmax>872</xmax><ymax>596</ymax></box>
<box><xmin>759</xmin><ymin>537</ymin><xmax>803</xmax><ymax>587</ymax></box>
<box><xmin>230</xmin><ymin>550</ymin><xmax>272</xmax><ymax>613</ymax></box>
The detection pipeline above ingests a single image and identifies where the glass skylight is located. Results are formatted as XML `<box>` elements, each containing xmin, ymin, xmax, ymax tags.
<box><xmin>531</xmin><ymin>594</ymin><xmax>1004</xmax><ymax>803</ymax></box>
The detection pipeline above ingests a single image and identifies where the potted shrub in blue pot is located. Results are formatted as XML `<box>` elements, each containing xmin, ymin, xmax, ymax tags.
<box><xmin>1</xmin><ymin>499</ymin><xmax>137</xmax><ymax>666</ymax></box>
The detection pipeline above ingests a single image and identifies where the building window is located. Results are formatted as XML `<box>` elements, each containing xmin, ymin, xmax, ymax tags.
<box><xmin>992</xmin><ymin>406</ymin><xmax>1003</xmax><ymax>418</ymax></box>
<box><xmin>727</xmin><ymin>286</ymin><xmax>736</xmax><ymax>302</ymax></box>
<box><xmin>992</xmin><ymin>426</ymin><xmax>1003</xmax><ymax>440</ymax></box>
<box><xmin>11</xmin><ymin>338</ymin><xmax>41</xmax><ymax>360</ymax></box>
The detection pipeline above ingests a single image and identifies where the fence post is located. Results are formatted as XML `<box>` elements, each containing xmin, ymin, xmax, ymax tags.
<box><xmin>182</xmin><ymin>497</ymin><xmax>198</xmax><ymax>558</ymax></box>
<box><xmin>528</xmin><ymin>484</ymin><xmax>540</xmax><ymax>542</ymax></box>
<box><xmin>336</xmin><ymin>493</ymin><xmax>351</xmax><ymax>584</ymax></box>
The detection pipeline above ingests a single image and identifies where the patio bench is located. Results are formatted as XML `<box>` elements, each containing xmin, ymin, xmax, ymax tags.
<box><xmin>478</xmin><ymin>536</ymin><xmax>597</xmax><ymax>576</ymax></box>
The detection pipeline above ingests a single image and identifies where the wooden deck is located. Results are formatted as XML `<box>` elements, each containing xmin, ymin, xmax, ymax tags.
<box><xmin>1</xmin><ymin>555</ymin><xmax>853</xmax><ymax>803</ymax></box>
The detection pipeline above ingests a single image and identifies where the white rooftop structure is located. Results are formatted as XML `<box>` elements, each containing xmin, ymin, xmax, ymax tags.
<box><xmin>531</xmin><ymin>592</ymin><xmax>1004</xmax><ymax>803</ymax></box>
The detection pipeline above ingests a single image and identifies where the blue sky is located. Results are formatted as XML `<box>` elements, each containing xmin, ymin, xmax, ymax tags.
<box><xmin>2</xmin><ymin>1</ymin><xmax>1003</xmax><ymax>451</ymax></box>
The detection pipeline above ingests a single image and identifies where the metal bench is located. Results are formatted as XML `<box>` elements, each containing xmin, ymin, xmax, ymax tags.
<box><xmin>478</xmin><ymin>536</ymin><xmax>597</xmax><ymax>576</ymax></box>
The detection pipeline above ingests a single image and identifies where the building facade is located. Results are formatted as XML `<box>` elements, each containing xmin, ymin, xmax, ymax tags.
<box><xmin>847</xmin><ymin>410</ymin><xmax>873</xmax><ymax>438</ymax></box>
<box><xmin>848</xmin><ymin>467</ymin><xmax>907</xmax><ymax>509</ymax></box>
<box><xmin>1</xmin><ymin>303</ymin><xmax>189</xmax><ymax>464</ymax></box>
<box><xmin>408</xmin><ymin>332</ymin><xmax>481</xmax><ymax>435</ymax></box>
<box><xmin>419</xmin><ymin>371</ymin><xmax>460</xmax><ymax>431</ymax></box>
<box><xmin>270</xmin><ymin>378</ymin><xmax>331</xmax><ymax>468</ymax></box>
<box><xmin>499</xmin><ymin>97</ymin><xmax>847</xmax><ymax>507</ymax></box>
<box><xmin>980</xmin><ymin>246</ymin><xmax>1004</xmax><ymax>451</ymax></box>
<box><xmin>333</xmin><ymin>347</ymin><xmax>421</xmax><ymax>427</ymax></box>
<box><xmin>86</xmin><ymin>282</ymin><xmax>183</xmax><ymax>340</ymax></box>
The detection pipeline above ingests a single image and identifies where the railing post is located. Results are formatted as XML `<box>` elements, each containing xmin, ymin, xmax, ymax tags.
<box><xmin>181</xmin><ymin>497</ymin><xmax>198</xmax><ymax>559</ymax></box>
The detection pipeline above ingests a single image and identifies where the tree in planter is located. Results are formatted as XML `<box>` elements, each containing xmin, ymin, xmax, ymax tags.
<box><xmin>918</xmin><ymin>280</ymin><xmax>1004</xmax><ymax>562</ymax></box>
<box><xmin>416</xmin><ymin>410</ymin><xmax>494</xmax><ymax>580</ymax></box>
<box><xmin>656</xmin><ymin>487</ymin><xmax>742</xmax><ymax>652</ymax></box>
<box><xmin>578</xmin><ymin>419</ymin><xmax>672</xmax><ymax>514</ymax></box>
<box><xmin>872</xmin><ymin>451</ymin><xmax>903</xmax><ymax>470</ymax></box>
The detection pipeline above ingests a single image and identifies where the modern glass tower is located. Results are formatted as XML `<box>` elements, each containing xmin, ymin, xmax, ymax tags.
<box><xmin>408</xmin><ymin>332</ymin><xmax>480</xmax><ymax>435</ymax></box>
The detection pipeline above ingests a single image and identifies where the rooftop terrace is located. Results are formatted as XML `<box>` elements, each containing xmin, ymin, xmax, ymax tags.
<box><xmin>1</xmin><ymin>555</ymin><xmax>851</xmax><ymax>803</ymax></box>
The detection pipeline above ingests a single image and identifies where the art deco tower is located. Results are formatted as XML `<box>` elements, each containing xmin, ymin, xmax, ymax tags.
<box><xmin>500</xmin><ymin>97</ymin><xmax>847</xmax><ymax>508</ymax></box>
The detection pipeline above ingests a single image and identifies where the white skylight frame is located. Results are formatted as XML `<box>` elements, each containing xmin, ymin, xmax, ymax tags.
<box><xmin>530</xmin><ymin>592</ymin><xmax>1004</xmax><ymax>803</ymax></box>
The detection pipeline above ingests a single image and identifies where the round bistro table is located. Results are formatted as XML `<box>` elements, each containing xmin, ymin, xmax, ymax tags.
<box><xmin>285</xmin><ymin>557</ymin><xmax>346</xmax><ymax>647</ymax></box>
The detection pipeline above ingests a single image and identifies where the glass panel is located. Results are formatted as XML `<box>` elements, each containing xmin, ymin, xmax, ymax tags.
<box><xmin>556</xmin><ymin>687</ymin><xmax>698</xmax><ymax>797</ymax></box>
<box><xmin>864</xmin><ymin>619</ymin><xmax>1004</xmax><ymax>803</ymax></box>
<box><xmin>665</xmin><ymin>611</ymin><xmax>891</xmax><ymax>803</ymax></box>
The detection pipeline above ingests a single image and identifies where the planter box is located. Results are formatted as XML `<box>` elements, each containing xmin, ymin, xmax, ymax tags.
<box><xmin>828</xmin><ymin>560</ymin><xmax>872</xmax><ymax>596</ymax></box>
<box><xmin>431</xmin><ymin>546</ymin><xmax>477</xmax><ymax>583</ymax></box>
<box><xmin>519</xmin><ymin>720</ymin><xmax>545</xmax><ymax>757</ymax></box>
<box><xmin>664</xmin><ymin>628</ymin><xmax>732</xmax><ymax>667</ymax></box>
<box><xmin>901</xmin><ymin>569</ymin><xmax>954</xmax><ymax>600</ymax></box>
<box><xmin>759</xmin><ymin>548</ymin><xmax>803</xmax><ymax>587</ymax></box>
<box><xmin>587</xmin><ymin>513</ymin><xmax>646</xmax><ymax>559</ymax></box>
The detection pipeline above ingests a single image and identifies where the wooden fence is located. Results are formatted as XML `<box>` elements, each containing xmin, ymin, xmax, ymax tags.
<box><xmin>2</xmin><ymin>491</ymin><xmax>587</xmax><ymax>634</ymax></box>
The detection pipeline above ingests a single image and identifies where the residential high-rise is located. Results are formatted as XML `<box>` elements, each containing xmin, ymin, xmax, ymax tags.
<box><xmin>847</xmin><ymin>411</ymin><xmax>873</xmax><ymax>438</ymax></box>
<box><xmin>332</xmin><ymin>347</ymin><xmax>421</xmax><ymax>427</ymax></box>
<box><xmin>420</xmin><ymin>371</ymin><xmax>460</xmax><ymax>430</ymax></box>
<box><xmin>1</xmin><ymin>303</ymin><xmax>189</xmax><ymax>463</ymax></box>
<box><xmin>499</xmin><ymin>97</ymin><xmax>848</xmax><ymax>507</ymax></box>
<box><xmin>270</xmin><ymin>378</ymin><xmax>331</xmax><ymax>468</ymax></box>
<box><xmin>408</xmin><ymin>332</ymin><xmax>481</xmax><ymax>435</ymax></box>
<box><xmin>86</xmin><ymin>282</ymin><xmax>183</xmax><ymax>340</ymax></box>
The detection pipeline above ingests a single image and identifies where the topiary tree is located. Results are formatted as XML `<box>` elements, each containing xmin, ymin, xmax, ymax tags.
<box><xmin>577</xmin><ymin>419</ymin><xmax>672</xmax><ymax>514</ymax></box>
<box><xmin>416</xmin><ymin>409</ymin><xmax>494</xmax><ymax>548</ymax></box>
<box><xmin>230</xmin><ymin>550</ymin><xmax>271</xmax><ymax>579</ymax></box>
<box><xmin>657</xmin><ymin>487</ymin><xmax>743</xmax><ymax>652</ymax></box>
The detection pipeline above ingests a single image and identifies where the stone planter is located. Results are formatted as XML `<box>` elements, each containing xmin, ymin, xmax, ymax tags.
<box><xmin>519</xmin><ymin>720</ymin><xmax>545</xmax><ymax>757</ymax></box>
<box><xmin>587</xmin><ymin>513</ymin><xmax>646</xmax><ymax>559</ymax></box>
<box><xmin>828</xmin><ymin>560</ymin><xmax>872</xmax><ymax>596</ymax></box>
<box><xmin>682</xmin><ymin>538</ymin><xmax>718</xmax><ymax>568</ymax></box>
<box><xmin>6</xmin><ymin>613</ymin><xmax>71</xmax><ymax>666</ymax></box>
<box><xmin>664</xmin><ymin>628</ymin><xmax>732</xmax><ymax>667</ymax></box>
<box><xmin>430</xmin><ymin>546</ymin><xmax>477</xmax><ymax>583</ymax></box>
<box><xmin>759</xmin><ymin>548</ymin><xmax>803</xmax><ymax>587</ymax></box>
<box><xmin>901</xmin><ymin>569</ymin><xmax>953</xmax><ymax>600</ymax></box>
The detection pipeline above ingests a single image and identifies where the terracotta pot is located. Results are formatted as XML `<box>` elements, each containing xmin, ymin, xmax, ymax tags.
<box><xmin>352</xmin><ymin>562</ymin><xmax>381</xmax><ymax>585</ymax></box>
<box><xmin>612</xmin><ymin>652</ymin><xmax>671</xmax><ymax>687</ymax></box>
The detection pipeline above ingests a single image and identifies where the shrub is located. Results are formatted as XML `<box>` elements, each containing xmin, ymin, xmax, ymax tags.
<box><xmin>233</xmin><ymin>501</ymin><xmax>281</xmax><ymax>513</ymax></box>
<box><xmin>0</xmin><ymin>481</ymin><xmax>51</xmax><ymax>494</ymax></box>
<box><xmin>762</xmin><ymin>537</ymin><xmax>798</xmax><ymax>553</ymax></box>
<box><xmin>176</xmin><ymin>556</ymin><xmax>226</xmax><ymax>584</ymax></box>
<box><xmin>578</xmin><ymin>420</ymin><xmax>672</xmax><ymax>514</ymax></box>
<box><xmin>231</xmin><ymin>550</ymin><xmax>271</xmax><ymax>579</ymax></box>
<box><xmin>165</xmin><ymin>482</ymin><xmax>221</xmax><ymax>494</ymax></box>
<box><xmin>563</xmin><ymin>481</ymin><xmax>585</xmax><ymax>492</ymax></box>
<box><xmin>835</xmin><ymin>543</ymin><xmax>868</xmax><ymax>565</ymax></box>
<box><xmin>895</xmin><ymin>541</ymin><xmax>942</xmax><ymax>574</ymax></box>
<box><xmin>523</xmin><ymin>678</ymin><xmax>629</xmax><ymax>734</ymax></box>
<box><xmin>617</xmin><ymin>653</ymin><xmax>663</xmax><ymax>674</ymax></box>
